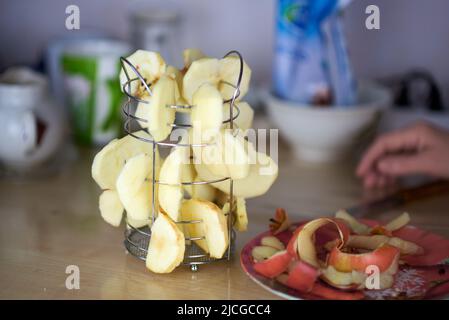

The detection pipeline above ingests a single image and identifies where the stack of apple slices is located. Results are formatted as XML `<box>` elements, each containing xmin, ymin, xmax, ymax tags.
<box><xmin>92</xmin><ymin>130</ymin><xmax>161</xmax><ymax>228</ymax></box>
<box><xmin>251</xmin><ymin>210</ymin><xmax>425</xmax><ymax>299</ymax></box>
<box><xmin>93</xmin><ymin>48</ymin><xmax>279</xmax><ymax>274</ymax></box>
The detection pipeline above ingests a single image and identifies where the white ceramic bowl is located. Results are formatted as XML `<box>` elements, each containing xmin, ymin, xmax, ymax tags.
<box><xmin>264</xmin><ymin>82</ymin><xmax>392</xmax><ymax>163</ymax></box>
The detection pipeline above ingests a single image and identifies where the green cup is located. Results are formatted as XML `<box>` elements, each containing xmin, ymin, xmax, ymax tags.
<box><xmin>61</xmin><ymin>39</ymin><xmax>130</xmax><ymax>146</ymax></box>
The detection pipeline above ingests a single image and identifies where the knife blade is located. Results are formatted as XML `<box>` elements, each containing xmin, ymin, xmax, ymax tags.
<box><xmin>346</xmin><ymin>180</ymin><xmax>449</xmax><ymax>218</ymax></box>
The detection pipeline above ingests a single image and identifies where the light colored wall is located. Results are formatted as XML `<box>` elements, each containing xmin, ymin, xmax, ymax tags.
<box><xmin>1</xmin><ymin>0</ymin><xmax>448</xmax><ymax>106</ymax></box>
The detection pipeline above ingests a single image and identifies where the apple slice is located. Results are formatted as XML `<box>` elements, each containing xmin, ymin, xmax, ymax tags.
<box><xmin>183</xmin><ymin>48</ymin><xmax>206</xmax><ymax>69</ymax></box>
<box><xmin>126</xmin><ymin>216</ymin><xmax>150</xmax><ymax>229</ymax></box>
<box><xmin>190</xmin><ymin>176</ymin><xmax>217</xmax><ymax>201</ymax></box>
<box><xmin>251</xmin><ymin>246</ymin><xmax>279</xmax><ymax>262</ymax></box>
<box><xmin>91</xmin><ymin>130</ymin><xmax>155</xmax><ymax>190</ymax></box>
<box><xmin>181</xmin><ymin>205</ymin><xmax>207</xmax><ymax>251</ymax></box>
<box><xmin>385</xmin><ymin>212</ymin><xmax>410</xmax><ymax>231</ymax></box>
<box><xmin>223</xmin><ymin>101</ymin><xmax>254</xmax><ymax>132</ymax></box>
<box><xmin>336</xmin><ymin>211</ymin><xmax>411</xmax><ymax>236</ymax></box>
<box><xmin>261</xmin><ymin>236</ymin><xmax>285</xmax><ymax>251</ymax></box>
<box><xmin>182</xmin><ymin>157</ymin><xmax>217</xmax><ymax>202</ymax></box>
<box><xmin>182</xmin><ymin>58</ymin><xmax>220</xmax><ymax>104</ymax></box>
<box><xmin>181</xmin><ymin>199</ymin><xmax>229</xmax><ymax>258</ymax></box>
<box><xmin>120</xmin><ymin>50</ymin><xmax>166</xmax><ymax>97</ymax></box>
<box><xmin>135</xmin><ymin>75</ymin><xmax>178</xmax><ymax>142</ymax></box>
<box><xmin>181</xmin><ymin>161</ymin><xmax>196</xmax><ymax>196</ymax></box>
<box><xmin>99</xmin><ymin>190</ymin><xmax>124</xmax><ymax>227</ymax></box>
<box><xmin>195</xmin><ymin>151</ymin><xmax>278</xmax><ymax>198</ymax></box>
<box><xmin>191</xmin><ymin>132</ymin><xmax>227</xmax><ymax>178</ymax></box>
<box><xmin>191</xmin><ymin>83</ymin><xmax>223</xmax><ymax>141</ymax></box>
<box><xmin>145</xmin><ymin>211</ymin><xmax>185</xmax><ymax>273</ymax></box>
<box><xmin>233</xmin><ymin>197</ymin><xmax>248</xmax><ymax>231</ymax></box>
<box><xmin>320</xmin><ymin>266</ymin><xmax>366</xmax><ymax>290</ymax></box>
<box><xmin>253</xmin><ymin>250</ymin><xmax>292</xmax><ymax>278</ymax></box>
<box><xmin>193</xmin><ymin>129</ymin><xmax>250</xmax><ymax>180</ymax></box>
<box><xmin>158</xmin><ymin>145</ymin><xmax>190</xmax><ymax>222</ymax></box>
<box><xmin>221</xmin><ymin>131</ymin><xmax>251</xmax><ymax>180</ymax></box>
<box><xmin>328</xmin><ymin>245</ymin><xmax>400</xmax><ymax>273</ymax></box>
<box><xmin>335</xmin><ymin>210</ymin><xmax>370</xmax><ymax>235</ymax></box>
<box><xmin>222</xmin><ymin>197</ymin><xmax>248</xmax><ymax>231</ymax></box>
<box><xmin>215</xmin><ymin>190</ymin><xmax>229</xmax><ymax>208</ymax></box>
<box><xmin>218</xmin><ymin>55</ymin><xmax>251</xmax><ymax>101</ymax></box>
<box><xmin>323</xmin><ymin>246</ymin><xmax>400</xmax><ymax>291</ymax></box>
<box><xmin>220</xmin><ymin>130</ymin><xmax>250</xmax><ymax>179</ymax></box>
<box><xmin>116</xmin><ymin>154</ymin><xmax>158</xmax><ymax>221</ymax></box>
<box><xmin>166</xmin><ymin>65</ymin><xmax>183</xmax><ymax>94</ymax></box>
<box><xmin>346</xmin><ymin>234</ymin><xmax>424</xmax><ymax>255</ymax></box>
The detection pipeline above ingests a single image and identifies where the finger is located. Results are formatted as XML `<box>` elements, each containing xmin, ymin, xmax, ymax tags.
<box><xmin>363</xmin><ymin>173</ymin><xmax>377</xmax><ymax>189</ymax></box>
<box><xmin>384</xmin><ymin>175</ymin><xmax>397</xmax><ymax>187</ymax></box>
<box><xmin>377</xmin><ymin>152</ymin><xmax>434</xmax><ymax>176</ymax></box>
<box><xmin>356</xmin><ymin>127</ymin><xmax>422</xmax><ymax>176</ymax></box>
<box><xmin>375</xmin><ymin>175</ymin><xmax>389</xmax><ymax>189</ymax></box>
<box><xmin>363</xmin><ymin>172</ymin><xmax>386</xmax><ymax>189</ymax></box>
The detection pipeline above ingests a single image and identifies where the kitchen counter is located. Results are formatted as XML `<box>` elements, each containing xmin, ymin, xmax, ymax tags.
<box><xmin>1</xmin><ymin>140</ymin><xmax>449</xmax><ymax>299</ymax></box>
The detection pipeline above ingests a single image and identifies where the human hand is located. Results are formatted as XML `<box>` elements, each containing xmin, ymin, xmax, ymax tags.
<box><xmin>356</xmin><ymin>122</ymin><xmax>449</xmax><ymax>188</ymax></box>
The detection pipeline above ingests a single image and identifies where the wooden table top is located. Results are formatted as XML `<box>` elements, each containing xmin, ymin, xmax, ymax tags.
<box><xmin>1</xmin><ymin>139</ymin><xmax>448</xmax><ymax>299</ymax></box>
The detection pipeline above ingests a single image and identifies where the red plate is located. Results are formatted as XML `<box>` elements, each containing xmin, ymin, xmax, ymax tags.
<box><xmin>241</xmin><ymin>220</ymin><xmax>449</xmax><ymax>300</ymax></box>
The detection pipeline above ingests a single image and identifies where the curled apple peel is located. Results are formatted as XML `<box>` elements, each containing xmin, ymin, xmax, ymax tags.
<box><xmin>295</xmin><ymin>218</ymin><xmax>350</xmax><ymax>268</ymax></box>
<box><xmin>327</xmin><ymin>244</ymin><xmax>400</xmax><ymax>273</ymax></box>
<box><xmin>286</xmin><ymin>225</ymin><xmax>303</xmax><ymax>258</ymax></box>
<box><xmin>253</xmin><ymin>250</ymin><xmax>292</xmax><ymax>278</ymax></box>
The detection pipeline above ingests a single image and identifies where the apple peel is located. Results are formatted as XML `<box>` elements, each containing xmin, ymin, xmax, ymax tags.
<box><xmin>286</xmin><ymin>260</ymin><xmax>320</xmax><ymax>292</ymax></box>
<box><xmin>269</xmin><ymin>208</ymin><xmax>291</xmax><ymax>235</ymax></box>
<box><xmin>249</xmin><ymin>212</ymin><xmax>425</xmax><ymax>297</ymax></box>
<box><xmin>253</xmin><ymin>250</ymin><xmax>292</xmax><ymax>278</ymax></box>
<box><xmin>277</xmin><ymin>272</ymin><xmax>364</xmax><ymax>300</ymax></box>
<box><xmin>295</xmin><ymin>218</ymin><xmax>350</xmax><ymax>268</ymax></box>
<box><xmin>328</xmin><ymin>244</ymin><xmax>400</xmax><ymax>273</ymax></box>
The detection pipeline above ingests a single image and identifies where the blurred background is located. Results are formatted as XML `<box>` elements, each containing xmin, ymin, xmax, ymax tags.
<box><xmin>1</xmin><ymin>0</ymin><xmax>449</xmax><ymax>171</ymax></box>
<box><xmin>1</xmin><ymin>0</ymin><xmax>449</xmax><ymax>99</ymax></box>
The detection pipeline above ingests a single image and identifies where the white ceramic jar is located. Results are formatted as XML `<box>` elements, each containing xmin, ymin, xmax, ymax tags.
<box><xmin>0</xmin><ymin>68</ymin><xmax>65</xmax><ymax>170</ymax></box>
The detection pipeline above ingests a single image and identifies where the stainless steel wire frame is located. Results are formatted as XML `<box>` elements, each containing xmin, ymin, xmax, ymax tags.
<box><xmin>120</xmin><ymin>50</ymin><xmax>244</xmax><ymax>271</ymax></box>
